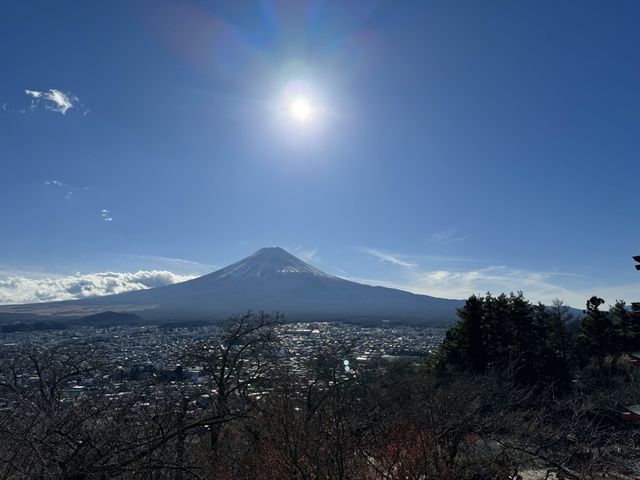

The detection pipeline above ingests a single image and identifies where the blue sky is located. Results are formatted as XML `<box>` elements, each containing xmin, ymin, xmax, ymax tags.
<box><xmin>1</xmin><ymin>0</ymin><xmax>639</xmax><ymax>308</ymax></box>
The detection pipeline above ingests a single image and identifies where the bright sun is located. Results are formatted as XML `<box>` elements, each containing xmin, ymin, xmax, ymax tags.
<box><xmin>290</xmin><ymin>98</ymin><xmax>312</xmax><ymax>122</ymax></box>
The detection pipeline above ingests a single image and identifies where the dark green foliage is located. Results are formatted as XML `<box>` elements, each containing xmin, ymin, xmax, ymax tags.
<box><xmin>576</xmin><ymin>297</ymin><xmax>640</xmax><ymax>366</ymax></box>
<box><xmin>577</xmin><ymin>296</ymin><xmax>614</xmax><ymax>363</ymax></box>
<box><xmin>437</xmin><ymin>293</ymin><xmax>572</xmax><ymax>388</ymax></box>
<box><xmin>610</xmin><ymin>300</ymin><xmax>640</xmax><ymax>352</ymax></box>
<box><xmin>437</xmin><ymin>294</ymin><xmax>486</xmax><ymax>373</ymax></box>
<box><xmin>439</xmin><ymin>291</ymin><xmax>640</xmax><ymax>389</ymax></box>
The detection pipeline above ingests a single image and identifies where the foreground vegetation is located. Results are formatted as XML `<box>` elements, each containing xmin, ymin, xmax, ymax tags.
<box><xmin>0</xmin><ymin>295</ymin><xmax>639</xmax><ymax>479</ymax></box>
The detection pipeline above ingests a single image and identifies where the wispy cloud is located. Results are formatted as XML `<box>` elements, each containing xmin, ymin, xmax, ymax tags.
<box><xmin>45</xmin><ymin>180</ymin><xmax>67</xmax><ymax>188</ymax></box>
<box><xmin>122</xmin><ymin>254</ymin><xmax>217</xmax><ymax>275</ymax></box>
<box><xmin>427</xmin><ymin>229</ymin><xmax>466</xmax><ymax>245</ymax></box>
<box><xmin>406</xmin><ymin>266</ymin><xmax>579</xmax><ymax>302</ymax></box>
<box><xmin>359</xmin><ymin>247</ymin><xmax>418</xmax><ymax>268</ymax></box>
<box><xmin>413</xmin><ymin>266</ymin><xmax>640</xmax><ymax>309</ymax></box>
<box><xmin>346</xmin><ymin>267</ymin><xmax>567</xmax><ymax>305</ymax></box>
<box><xmin>44</xmin><ymin>179</ymin><xmax>85</xmax><ymax>199</ymax></box>
<box><xmin>354</xmin><ymin>246</ymin><xmax>635</xmax><ymax>308</ymax></box>
<box><xmin>100</xmin><ymin>209</ymin><xmax>113</xmax><ymax>222</ymax></box>
<box><xmin>2</xmin><ymin>102</ymin><xmax>26</xmax><ymax>114</ymax></box>
<box><xmin>25</xmin><ymin>88</ymin><xmax>78</xmax><ymax>114</ymax></box>
<box><xmin>292</xmin><ymin>246</ymin><xmax>320</xmax><ymax>264</ymax></box>
<box><xmin>0</xmin><ymin>270</ymin><xmax>195</xmax><ymax>305</ymax></box>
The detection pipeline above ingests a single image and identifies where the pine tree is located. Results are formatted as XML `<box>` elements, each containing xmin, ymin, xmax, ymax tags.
<box><xmin>609</xmin><ymin>300</ymin><xmax>632</xmax><ymax>352</ymax></box>
<box><xmin>437</xmin><ymin>295</ymin><xmax>486</xmax><ymax>373</ymax></box>
<box><xmin>437</xmin><ymin>293</ymin><xmax>573</xmax><ymax>387</ymax></box>
<box><xmin>577</xmin><ymin>296</ymin><xmax>614</xmax><ymax>364</ymax></box>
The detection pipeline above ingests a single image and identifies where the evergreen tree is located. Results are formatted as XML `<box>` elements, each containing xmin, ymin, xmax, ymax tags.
<box><xmin>632</xmin><ymin>302</ymin><xmax>640</xmax><ymax>350</ymax></box>
<box><xmin>509</xmin><ymin>292</ymin><xmax>534</xmax><ymax>360</ymax></box>
<box><xmin>609</xmin><ymin>300</ymin><xmax>640</xmax><ymax>352</ymax></box>
<box><xmin>437</xmin><ymin>295</ymin><xmax>486</xmax><ymax>373</ymax></box>
<box><xmin>483</xmin><ymin>293</ymin><xmax>511</xmax><ymax>370</ymax></box>
<box><xmin>531</xmin><ymin>301</ymin><xmax>570</xmax><ymax>389</ymax></box>
<box><xmin>549</xmin><ymin>299</ymin><xmax>572</xmax><ymax>365</ymax></box>
<box><xmin>577</xmin><ymin>296</ymin><xmax>614</xmax><ymax>364</ymax></box>
<box><xmin>437</xmin><ymin>292</ymin><xmax>570</xmax><ymax>387</ymax></box>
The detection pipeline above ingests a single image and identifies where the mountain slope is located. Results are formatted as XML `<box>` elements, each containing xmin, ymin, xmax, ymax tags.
<box><xmin>0</xmin><ymin>247</ymin><xmax>464</xmax><ymax>323</ymax></box>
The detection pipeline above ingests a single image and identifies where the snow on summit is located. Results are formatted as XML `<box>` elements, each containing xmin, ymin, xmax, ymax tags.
<box><xmin>0</xmin><ymin>247</ymin><xmax>463</xmax><ymax>322</ymax></box>
<box><xmin>214</xmin><ymin>247</ymin><xmax>331</xmax><ymax>280</ymax></box>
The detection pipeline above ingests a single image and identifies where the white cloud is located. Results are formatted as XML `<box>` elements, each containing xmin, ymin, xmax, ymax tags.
<box><xmin>0</xmin><ymin>270</ymin><xmax>196</xmax><ymax>305</ymax></box>
<box><xmin>101</xmin><ymin>209</ymin><xmax>113</xmax><ymax>222</ymax></box>
<box><xmin>359</xmin><ymin>247</ymin><xmax>417</xmax><ymax>268</ymax></box>
<box><xmin>351</xmin><ymin>264</ymin><xmax>640</xmax><ymax>309</ymax></box>
<box><xmin>45</xmin><ymin>180</ymin><xmax>65</xmax><ymax>187</ymax></box>
<box><xmin>405</xmin><ymin>266</ymin><xmax>578</xmax><ymax>303</ymax></box>
<box><xmin>44</xmin><ymin>179</ymin><xmax>77</xmax><ymax>199</ymax></box>
<box><xmin>356</xmin><ymin>247</ymin><xmax>636</xmax><ymax>309</ymax></box>
<box><xmin>25</xmin><ymin>88</ymin><xmax>78</xmax><ymax>114</ymax></box>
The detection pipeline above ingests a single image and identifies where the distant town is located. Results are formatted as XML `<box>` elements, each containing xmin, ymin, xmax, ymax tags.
<box><xmin>0</xmin><ymin>321</ymin><xmax>446</xmax><ymax>410</ymax></box>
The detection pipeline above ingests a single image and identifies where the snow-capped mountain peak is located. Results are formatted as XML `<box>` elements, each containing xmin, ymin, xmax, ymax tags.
<box><xmin>213</xmin><ymin>247</ymin><xmax>330</xmax><ymax>280</ymax></box>
<box><xmin>0</xmin><ymin>246</ymin><xmax>465</xmax><ymax>323</ymax></box>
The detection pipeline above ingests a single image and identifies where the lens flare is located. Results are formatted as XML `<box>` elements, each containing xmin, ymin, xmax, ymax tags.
<box><xmin>290</xmin><ymin>98</ymin><xmax>312</xmax><ymax>122</ymax></box>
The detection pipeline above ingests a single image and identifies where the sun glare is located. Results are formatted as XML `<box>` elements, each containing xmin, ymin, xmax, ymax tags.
<box><xmin>290</xmin><ymin>98</ymin><xmax>312</xmax><ymax>122</ymax></box>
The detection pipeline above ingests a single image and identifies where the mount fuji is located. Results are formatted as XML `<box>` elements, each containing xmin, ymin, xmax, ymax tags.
<box><xmin>0</xmin><ymin>247</ymin><xmax>464</xmax><ymax>324</ymax></box>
